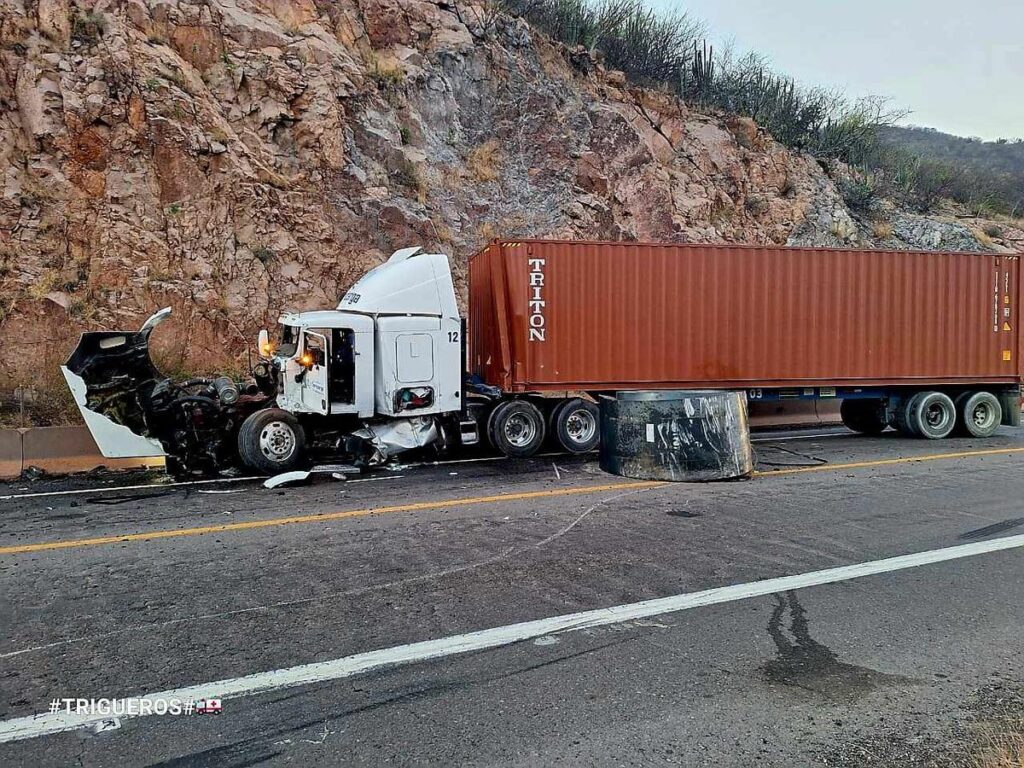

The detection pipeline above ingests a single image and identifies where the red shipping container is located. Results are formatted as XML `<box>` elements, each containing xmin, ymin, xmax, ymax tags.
<box><xmin>468</xmin><ymin>240</ymin><xmax>1023</xmax><ymax>392</ymax></box>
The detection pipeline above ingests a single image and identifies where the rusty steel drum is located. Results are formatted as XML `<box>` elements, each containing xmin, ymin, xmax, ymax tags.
<box><xmin>599</xmin><ymin>391</ymin><xmax>754</xmax><ymax>482</ymax></box>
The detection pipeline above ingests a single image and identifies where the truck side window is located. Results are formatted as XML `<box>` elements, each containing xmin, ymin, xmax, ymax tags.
<box><xmin>303</xmin><ymin>331</ymin><xmax>326</xmax><ymax>366</ymax></box>
<box><xmin>278</xmin><ymin>326</ymin><xmax>298</xmax><ymax>357</ymax></box>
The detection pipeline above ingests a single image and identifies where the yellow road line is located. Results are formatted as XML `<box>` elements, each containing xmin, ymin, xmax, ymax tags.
<box><xmin>2</xmin><ymin>446</ymin><xmax>1022</xmax><ymax>556</ymax></box>
<box><xmin>754</xmin><ymin>446</ymin><xmax>1024</xmax><ymax>477</ymax></box>
<box><xmin>0</xmin><ymin>481</ymin><xmax>661</xmax><ymax>556</ymax></box>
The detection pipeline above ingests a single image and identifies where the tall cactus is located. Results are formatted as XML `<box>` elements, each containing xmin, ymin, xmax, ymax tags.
<box><xmin>683</xmin><ymin>40</ymin><xmax>714</xmax><ymax>102</ymax></box>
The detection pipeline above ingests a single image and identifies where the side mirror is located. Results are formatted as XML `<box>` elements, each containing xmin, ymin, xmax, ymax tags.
<box><xmin>257</xmin><ymin>329</ymin><xmax>271</xmax><ymax>357</ymax></box>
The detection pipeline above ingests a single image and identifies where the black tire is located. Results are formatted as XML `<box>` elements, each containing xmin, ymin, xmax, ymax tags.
<box><xmin>893</xmin><ymin>394</ymin><xmax>922</xmax><ymax>437</ymax></box>
<box><xmin>906</xmin><ymin>391</ymin><xmax>956</xmax><ymax>440</ymax></box>
<box><xmin>237</xmin><ymin>408</ymin><xmax>307</xmax><ymax>473</ymax></box>
<box><xmin>163</xmin><ymin>455</ymin><xmax>188</xmax><ymax>479</ymax></box>
<box><xmin>839</xmin><ymin>399</ymin><xmax>887</xmax><ymax>435</ymax></box>
<box><xmin>956</xmin><ymin>391</ymin><xmax>1002</xmax><ymax>438</ymax></box>
<box><xmin>487</xmin><ymin>400</ymin><xmax>546</xmax><ymax>458</ymax></box>
<box><xmin>551</xmin><ymin>398</ymin><xmax>600</xmax><ymax>453</ymax></box>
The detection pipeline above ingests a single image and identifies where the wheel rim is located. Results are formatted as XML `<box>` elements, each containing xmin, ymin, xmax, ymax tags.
<box><xmin>971</xmin><ymin>401</ymin><xmax>998</xmax><ymax>431</ymax></box>
<box><xmin>503</xmin><ymin>413</ymin><xmax>537</xmax><ymax>447</ymax></box>
<box><xmin>564</xmin><ymin>409</ymin><xmax>596</xmax><ymax>444</ymax></box>
<box><xmin>259</xmin><ymin>421</ymin><xmax>296</xmax><ymax>462</ymax></box>
<box><xmin>923</xmin><ymin>399</ymin><xmax>953</xmax><ymax>432</ymax></box>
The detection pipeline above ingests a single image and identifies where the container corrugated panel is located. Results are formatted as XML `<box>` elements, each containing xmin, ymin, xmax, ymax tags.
<box><xmin>468</xmin><ymin>239</ymin><xmax>1023</xmax><ymax>392</ymax></box>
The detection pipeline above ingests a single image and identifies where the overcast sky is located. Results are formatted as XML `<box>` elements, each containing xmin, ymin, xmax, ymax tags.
<box><xmin>651</xmin><ymin>0</ymin><xmax>1023</xmax><ymax>140</ymax></box>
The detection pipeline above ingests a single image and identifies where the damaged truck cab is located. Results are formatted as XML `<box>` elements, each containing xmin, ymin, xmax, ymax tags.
<box><xmin>275</xmin><ymin>246</ymin><xmax>462</xmax><ymax>422</ymax></box>
<box><xmin>245</xmin><ymin>246</ymin><xmax>468</xmax><ymax>472</ymax></box>
<box><xmin>64</xmin><ymin>247</ymin><xmax>477</xmax><ymax>476</ymax></box>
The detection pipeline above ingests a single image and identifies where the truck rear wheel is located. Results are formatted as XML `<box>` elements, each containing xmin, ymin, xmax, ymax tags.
<box><xmin>956</xmin><ymin>391</ymin><xmax>1002</xmax><ymax>438</ymax></box>
<box><xmin>907</xmin><ymin>391</ymin><xmax>956</xmax><ymax>439</ymax></box>
<box><xmin>488</xmin><ymin>400</ymin><xmax>546</xmax><ymax>458</ymax></box>
<box><xmin>893</xmin><ymin>395</ymin><xmax>920</xmax><ymax>437</ymax></box>
<box><xmin>840</xmin><ymin>399</ymin><xmax>887</xmax><ymax>435</ymax></box>
<box><xmin>551</xmin><ymin>398</ymin><xmax>600</xmax><ymax>453</ymax></box>
<box><xmin>238</xmin><ymin>408</ymin><xmax>307</xmax><ymax>473</ymax></box>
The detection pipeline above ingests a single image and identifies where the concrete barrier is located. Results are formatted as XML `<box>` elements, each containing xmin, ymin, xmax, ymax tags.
<box><xmin>1</xmin><ymin>426</ymin><xmax>164</xmax><ymax>479</ymax></box>
<box><xmin>0</xmin><ymin>429</ymin><xmax>24</xmax><ymax>479</ymax></box>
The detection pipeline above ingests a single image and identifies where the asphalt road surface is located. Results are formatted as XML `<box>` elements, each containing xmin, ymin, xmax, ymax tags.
<box><xmin>1</xmin><ymin>427</ymin><xmax>1023</xmax><ymax>767</ymax></box>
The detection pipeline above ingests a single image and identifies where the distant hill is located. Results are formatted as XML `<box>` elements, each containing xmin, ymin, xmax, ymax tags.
<box><xmin>878</xmin><ymin>126</ymin><xmax>1024</xmax><ymax>216</ymax></box>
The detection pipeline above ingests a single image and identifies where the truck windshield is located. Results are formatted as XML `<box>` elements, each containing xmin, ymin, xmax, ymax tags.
<box><xmin>277</xmin><ymin>325</ymin><xmax>298</xmax><ymax>357</ymax></box>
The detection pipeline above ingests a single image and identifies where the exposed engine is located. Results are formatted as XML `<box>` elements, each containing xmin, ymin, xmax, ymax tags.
<box><xmin>63</xmin><ymin>316</ymin><xmax>275</xmax><ymax>476</ymax></box>
<box><xmin>61</xmin><ymin>307</ymin><xmax>453</xmax><ymax>478</ymax></box>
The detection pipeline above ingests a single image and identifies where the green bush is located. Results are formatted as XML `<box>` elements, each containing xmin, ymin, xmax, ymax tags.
<box><xmin>494</xmin><ymin>0</ymin><xmax>1020</xmax><ymax>219</ymax></box>
<box><xmin>252</xmin><ymin>246</ymin><xmax>275</xmax><ymax>264</ymax></box>
<box><xmin>72</xmin><ymin>12</ymin><xmax>106</xmax><ymax>45</ymax></box>
<box><xmin>840</xmin><ymin>178</ymin><xmax>876</xmax><ymax>213</ymax></box>
<box><xmin>497</xmin><ymin>0</ymin><xmax>703</xmax><ymax>86</ymax></box>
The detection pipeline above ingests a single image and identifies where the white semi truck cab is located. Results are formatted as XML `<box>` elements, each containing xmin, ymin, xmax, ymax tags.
<box><xmin>273</xmin><ymin>246</ymin><xmax>463</xmax><ymax>422</ymax></box>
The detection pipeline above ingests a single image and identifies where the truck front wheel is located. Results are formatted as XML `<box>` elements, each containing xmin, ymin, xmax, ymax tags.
<box><xmin>488</xmin><ymin>400</ymin><xmax>546</xmax><ymax>458</ymax></box>
<box><xmin>238</xmin><ymin>408</ymin><xmax>307</xmax><ymax>473</ymax></box>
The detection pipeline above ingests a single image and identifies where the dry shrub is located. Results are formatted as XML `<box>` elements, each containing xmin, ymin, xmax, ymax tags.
<box><xmin>972</xmin><ymin>722</ymin><xmax>1024</xmax><ymax>768</ymax></box>
<box><xmin>872</xmin><ymin>221</ymin><xmax>894</xmax><ymax>239</ymax></box>
<box><xmin>727</xmin><ymin>115</ymin><xmax>759</xmax><ymax>150</ymax></box>
<box><xmin>829</xmin><ymin>219</ymin><xmax>856</xmax><ymax>242</ymax></box>
<box><xmin>392</xmin><ymin>158</ymin><xmax>428</xmax><ymax>202</ymax></box>
<box><xmin>365</xmin><ymin>53</ymin><xmax>404</xmax><ymax>90</ymax></box>
<box><xmin>478</xmin><ymin>221</ymin><xmax>498</xmax><ymax>241</ymax></box>
<box><xmin>975</xmin><ymin>229</ymin><xmax>994</xmax><ymax>246</ymax></box>
<box><xmin>467</xmin><ymin>139</ymin><xmax>502</xmax><ymax>182</ymax></box>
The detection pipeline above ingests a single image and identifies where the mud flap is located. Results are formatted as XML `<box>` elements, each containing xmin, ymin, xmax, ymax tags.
<box><xmin>1000</xmin><ymin>388</ymin><xmax>1022</xmax><ymax>427</ymax></box>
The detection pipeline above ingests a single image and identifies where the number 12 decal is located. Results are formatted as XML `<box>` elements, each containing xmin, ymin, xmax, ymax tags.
<box><xmin>448</xmin><ymin>331</ymin><xmax>460</xmax><ymax>343</ymax></box>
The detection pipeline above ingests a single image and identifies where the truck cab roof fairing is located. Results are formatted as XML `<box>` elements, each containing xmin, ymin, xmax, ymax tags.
<box><xmin>278</xmin><ymin>311</ymin><xmax>375</xmax><ymax>331</ymax></box>
<box><xmin>337</xmin><ymin>247</ymin><xmax>459</xmax><ymax>318</ymax></box>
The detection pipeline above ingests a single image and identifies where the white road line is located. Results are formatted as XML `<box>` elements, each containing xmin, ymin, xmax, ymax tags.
<box><xmin>0</xmin><ymin>474</ymin><xmax>404</xmax><ymax>501</ymax></box>
<box><xmin>2</xmin><ymin>532</ymin><xmax>1022</xmax><ymax>744</ymax></box>
<box><xmin>0</xmin><ymin>476</ymin><xmax>263</xmax><ymax>501</ymax></box>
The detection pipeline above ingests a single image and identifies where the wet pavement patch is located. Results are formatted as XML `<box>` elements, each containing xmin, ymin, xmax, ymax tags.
<box><xmin>84</xmin><ymin>491</ymin><xmax>176</xmax><ymax>505</ymax></box>
<box><xmin>762</xmin><ymin>591</ymin><xmax>909</xmax><ymax>699</ymax></box>
<box><xmin>666</xmin><ymin>509</ymin><xmax>704</xmax><ymax>518</ymax></box>
<box><xmin>959</xmin><ymin>517</ymin><xmax>1024</xmax><ymax>540</ymax></box>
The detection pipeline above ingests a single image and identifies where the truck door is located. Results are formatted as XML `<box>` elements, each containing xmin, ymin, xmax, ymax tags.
<box><xmin>300</xmin><ymin>330</ymin><xmax>329</xmax><ymax>414</ymax></box>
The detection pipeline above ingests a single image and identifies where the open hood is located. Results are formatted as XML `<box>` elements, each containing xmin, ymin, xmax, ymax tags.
<box><xmin>60</xmin><ymin>309</ymin><xmax>171</xmax><ymax>458</ymax></box>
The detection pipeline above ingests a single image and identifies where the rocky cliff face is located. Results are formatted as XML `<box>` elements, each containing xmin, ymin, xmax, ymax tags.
<box><xmin>1</xmin><ymin>0</ymin><xmax>1021</xmax><ymax>392</ymax></box>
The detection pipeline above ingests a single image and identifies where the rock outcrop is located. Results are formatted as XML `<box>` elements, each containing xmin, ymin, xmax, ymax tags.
<box><xmin>1</xmin><ymin>0</ymin><xmax>1021</xmax><ymax>389</ymax></box>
